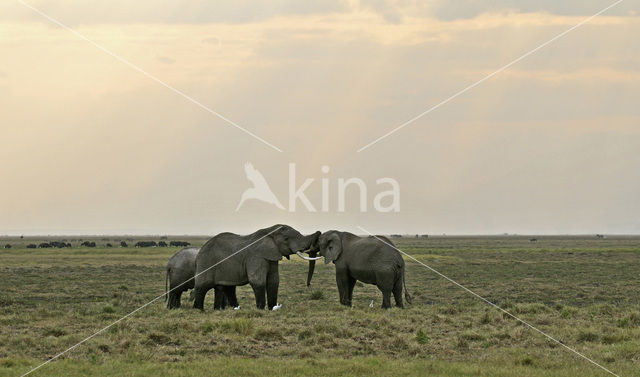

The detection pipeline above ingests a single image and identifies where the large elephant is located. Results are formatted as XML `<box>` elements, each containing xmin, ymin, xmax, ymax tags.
<box><xmin>165</xmin><ymin>247</ymin><xmax>199</xmax><ymax>309</ymax></box>
<box><xmin>308</xmin><ymin>231</ymin><xmax>411</xmax><ymax>309</ymax></box>
<box><xmin>193</xmin><ymin>224</ymin><xmax>320</xmax><ymax>311</ymax></box>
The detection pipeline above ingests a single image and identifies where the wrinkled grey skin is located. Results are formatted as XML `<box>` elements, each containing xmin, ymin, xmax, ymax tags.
<box><xmin>166</xmin><ymin>247</ymin><xmax>232</xmax><ymax>309</ymax></box>
<box><xmin>309</xmin><ymin>231</ymin><xmax>411</xmax><ymax>309</ymax></box>
<box><xmin>193</xmin><ymin>225</ymin><xmax>320</xmax><ymax>310</ymax></box>
<box><xmin>165</xmin><ymin>247</ymin><xmax>200</xmax><ymax>309</ymax></box>
<box><xmin>166</xmin><ymin>247</ymin><xmax>231</xmax><ymax>309</ymax></box>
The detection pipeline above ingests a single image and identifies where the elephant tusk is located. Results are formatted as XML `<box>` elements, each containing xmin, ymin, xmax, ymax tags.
<box><xmin>296</xmin><ymin>251</ymin><xmax>322</xmax><ymax>261</ymax></box>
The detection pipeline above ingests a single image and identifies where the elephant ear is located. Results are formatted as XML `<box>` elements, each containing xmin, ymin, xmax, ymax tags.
<box><xmin>324</xmin><ymin>232</ymin><xmax>342</xmax><ymax>265</ymax></box>
<box><xmin>259</xmin><ymin>237</ymin><xmax>283</xmax><ymax>262</ymax></box>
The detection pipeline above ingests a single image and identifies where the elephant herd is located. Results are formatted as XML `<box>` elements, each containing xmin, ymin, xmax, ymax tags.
<box><xmin>165</xmin><ymin>224</ymin><xmax>411</xmax><ymax>310</ymax></box>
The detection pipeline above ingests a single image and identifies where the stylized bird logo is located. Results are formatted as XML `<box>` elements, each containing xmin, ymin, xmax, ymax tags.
<box><xmin>236</xmin><ymin>162</ymin><xmax>285</xmax><ymax>211</ymax></box>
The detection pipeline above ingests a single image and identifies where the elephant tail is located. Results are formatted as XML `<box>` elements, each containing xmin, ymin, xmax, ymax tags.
<box><xmin>402</xmin><ymin>266</ymin><xmax>412</xmax><ymax>304</ymax></box>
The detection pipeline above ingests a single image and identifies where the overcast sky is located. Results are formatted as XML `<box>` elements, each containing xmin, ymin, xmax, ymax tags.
<box><xmin>1</xmin><ymin>0</ymin><xmax>638</xmax><ymax>235</ymax></box>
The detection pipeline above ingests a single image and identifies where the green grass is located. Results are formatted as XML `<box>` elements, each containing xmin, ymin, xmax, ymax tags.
<box><xmin>1</xmin><ymin>235</ymin><xmax>639</xmax><ymax>376</ymax></box>
<box><xmin>3</xmin><ymin>357</ymin><xmax>639</xmax><ymax>377</ymax></box>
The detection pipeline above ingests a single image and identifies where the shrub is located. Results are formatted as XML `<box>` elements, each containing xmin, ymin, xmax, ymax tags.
<box><xmin>86</xmin><ymin>351</ymin><xmax>99</xmax><ymax>364</ymax></box>
<box><xmin>617</xmin><ymin>318</ymin><xmax>629</xmax><ymax>328</ymax></box>
<box><xmin>618</xmin><ymin>313</ymin><xmax>640</xmax><ymax>328</ymax></box>
<box><xmin>415</xmin><ymin>328</ymin><xmax>430</xmax><ymax>344</ymax></box>
<box><xmin>310</xmin><ymin>290</ymin><xmax>324</xmax><ymax>300</ymax></box>
<box><xmin>517</xmin><ymin>356</ymin><xmax>534</xmax><ymax>366</ymax></box>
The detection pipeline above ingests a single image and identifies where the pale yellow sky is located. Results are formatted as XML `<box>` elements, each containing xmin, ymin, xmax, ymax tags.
<box><xmin>1</xmin><ymin>1</ymin><xmax>638</xmax><ymax>235</ymax></box>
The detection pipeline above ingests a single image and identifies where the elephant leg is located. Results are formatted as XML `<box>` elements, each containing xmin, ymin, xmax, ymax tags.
<box><xmin>266</xmin><ymin>262</ymin><xmax>279</xmax><ymax>310</ymax></box>
<box><xmin>375</xmin><ymin>271</ymin><xmax>394</xmax><ymax>309</ymax></box>
<box><xmin>222</xmin><ymin>289</ymin><xmax>230</xmax><ymax>308</ymax></box>
<box><xmin>167</xmin><ymin>289</ymin><xmax>177</xmax><ymax>309</ymax></box>
<box><xmin>213</xmin><ymin>286</ymin><xmax>226</xmax><ymax>310</ymax></box>
<box><xmin>346</xmin><ymin>276</ymin><xmax>357</xmax><ymax>305</ymax></box>
<box><xmin>193</xmin><ymin>286</ymin><xmax>208</xmax><ymax>310</ymax></box>
<box><xmin>248</xmin><ymin>259</ymin><xmax>268</xmax><ymax>309</ymax></box>
<box><xmin>335</xmin><ymin>269</ymin><xmax>351</xmax><ymax>306</ymax></box>
<box><xmin>223</xmin><ymin>286</ymin><xmax>239</xmax><ymax>307</ymax></box>
<box><xmin>173</xmin><ymin>289</ymin><xmax>183</xmax><ymax>309</ymax></box>
<box><xmin>220</xmin><ymin>287</ymin><xmax>228</xmax><ymax>310</ymax></box>
<box><xmin>251</xmin><ymin>284</ymin><xmax>266</xmax><ymax>309</ymax></box>
<box><xmin>167</xmin><ymin>291</ymin><xmax>175</xmax><ymax>309</ymax></box>
<box><xmin>380</xmin><ymin>289</ymin><xmax>392</xmax><ymax>309</ymax></box>
<box><xmin>393</xmin><ymin>277</ymin><xmax>404</xmax><ymax>308</ymax></box>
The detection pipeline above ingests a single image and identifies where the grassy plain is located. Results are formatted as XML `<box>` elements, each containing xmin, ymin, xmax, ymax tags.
<box><xmin>0</xmin><ymin>235</ymin><xmax>639</xmax><ymax>376</ymax></box>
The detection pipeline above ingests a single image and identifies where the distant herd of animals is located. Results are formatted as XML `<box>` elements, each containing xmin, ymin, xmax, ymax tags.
<box><xmin>3</xmin><ymin>240</ymin><xmax>191</xmax><ymax>249</ymax></box>
<box><xmin>1</xmin><ymin>234</ymin><xmax>610</xmax><ymax>251</ymax></box>
<box><xmin>165</xmin><ymin>224</ymin><xmax>412</xmax><ymax>310</ymax></box>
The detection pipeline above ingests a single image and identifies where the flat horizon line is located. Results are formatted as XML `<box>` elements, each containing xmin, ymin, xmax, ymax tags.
<box><xmin>1</xmin><ymin>233</ymin><xmax>639</xmax><ymax>238</ymax></box>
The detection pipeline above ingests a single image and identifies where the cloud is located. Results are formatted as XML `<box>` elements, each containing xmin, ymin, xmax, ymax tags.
<box><xmin>2</xmin><ymin>0</ymin><xmax>347</xmax><ymax>25</ymax></box>
<box><xmin>1</xmin><ymin>3</ymin><xmax>639</xmax><ymax>234</ymax></box>
<box><xmin>202</xmin><ymin>36</ymin><xmax>222</xmax><ymax>46</ymax></box>
<box><xmin>156</xmin><ymin>56</ymin><xmax>175</xmax><ymax>64</ymax></box>
<box><xmin>473</xmin><ymin>68</ymin><xmax>640</xmax><ymax>84</ymax></box>
<box><xmin>427</xmin><ymin>0</ymin><xmax>635</xmax><ymax>20</ymax></box>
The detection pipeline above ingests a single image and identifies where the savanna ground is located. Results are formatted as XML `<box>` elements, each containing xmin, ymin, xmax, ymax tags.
<box><xmin>0</xmin><ymin>235</ymin><xmax>639</xmax><ymax>376</ymax></box>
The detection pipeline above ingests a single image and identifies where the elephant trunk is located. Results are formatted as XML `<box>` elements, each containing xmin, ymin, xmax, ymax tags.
<box><xmin>306</xmin><ymin>252</ymin><xmax>317</xmax><ymax>287</ymax></box>
<box><xmin>305</xmin><ymin>231</ymin><xmax>321</xmax><ymax>286</ymax></box>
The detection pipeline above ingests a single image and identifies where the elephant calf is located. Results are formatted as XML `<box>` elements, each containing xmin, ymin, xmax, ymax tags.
<box><xmin>310</xmin><ymin>231</ymin><xmax>411</xmax><ymax>309</ymax></box>
<box><xmin>166</xmin><ymin>247</ymin><xmax>200</xmax><ymax>309</ymax></box>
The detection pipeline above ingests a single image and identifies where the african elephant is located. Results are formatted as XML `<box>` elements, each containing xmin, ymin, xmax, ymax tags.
<box><xmin>166</xmin><ymin>247</ymin><xmax>200</xmax><ymax>308</ymax></box>
<box><xmin>166</xmin><ymin>246</ymin><xmax>232</xmax><ymax>309</ymax></box>
<box><xmin>193</xmin><ymin>225</ymin><xmax>320</xmax><ymax>311</ymax></box>
<box><xmin>309</xmin><ymin>231</ymin><xmax>411</xmax><ymax>309</ymax></box>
